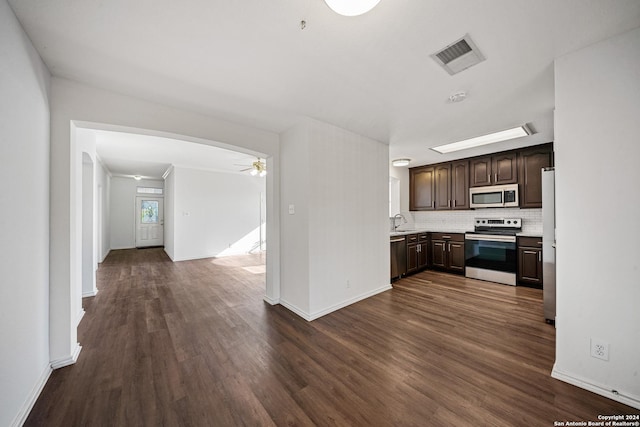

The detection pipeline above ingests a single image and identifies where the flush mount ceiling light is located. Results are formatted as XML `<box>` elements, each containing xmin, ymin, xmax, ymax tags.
<box><xmin>392</xmin><ymin>159</ymin><xmax>411</xmax><ymax>167</ymax></box>
<box><xmin>448</xmin><ymin>91</ymin><xmax>467</xmax><ymax>103</ymax></box>
<box><xmin>431</xmin><ymin>125</ymin><xmax>533</xmax><ymax>154</ymax></box>
<box><xmin>133</xmin><ymin>175</ymin><xmax>142</xmax><ymax>181</ymax></box>
<box><xmin>324</xmin><ymin>0</ymin><xmax>381</xmax><ymax>16</ymax></box>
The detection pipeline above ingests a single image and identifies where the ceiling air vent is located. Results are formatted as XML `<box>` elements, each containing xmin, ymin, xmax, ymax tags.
<box><xmin>431</xmin><ymin>34</ymin><xmax>486</xmax><ymax>75</ymax></box>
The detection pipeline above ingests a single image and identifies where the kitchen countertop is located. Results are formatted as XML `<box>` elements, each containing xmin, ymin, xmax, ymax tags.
<box><xmin>391</xmin><ymin>230</ymin><xmax>543</xmax><ymax>238</ymax></box>
<box><xmin>390</xmin><ymin>229</ymin><xmax>470</xmax><ymax>237</ymax></box>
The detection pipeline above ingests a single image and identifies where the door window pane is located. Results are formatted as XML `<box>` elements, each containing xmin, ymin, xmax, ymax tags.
<box><xmin>141</xmin><ymin>200</ymin><xmax>159</xmax><ymax>224</ymax></box>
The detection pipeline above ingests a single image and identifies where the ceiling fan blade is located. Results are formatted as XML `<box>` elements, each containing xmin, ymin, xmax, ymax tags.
<box><xmin>239</xmin><ymin>167</ymin><xmax>252</xmax><ymax>172</ymax></box>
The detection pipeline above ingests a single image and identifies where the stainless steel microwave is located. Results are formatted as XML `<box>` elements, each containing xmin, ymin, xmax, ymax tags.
<box><xmin>469</xmin><ymin>184</ymin><xmax>519</xmax><ymax>208</ymax></box>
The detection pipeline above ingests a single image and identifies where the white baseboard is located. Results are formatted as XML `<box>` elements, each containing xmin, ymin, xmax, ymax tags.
<box><xmin>82</xmin><ymin>289</ymin><xmax>98</xmax><ymax>298</ymax></box>
<box><xmin>10</xmin><ymin>362</ymin><xmax>52</xmax><ymax>427</ymax></box>
<box><xmin>50</xmin><ymin>343</ymin><xmax>82</xmax><ymax>370</ymax></box>
<box><xmin>279</xmin><ymin>284</ymin><xmax>393</xmax><ymax>322</ymax></box>
<box><xmin>263</xmin><ymin>295</ymin><xmax>280</xmax><ymax>305</ymax></box>
<box><xmin>99</xmin><ymin>249</ymin><xmax>110</xmax><ymax>263</ymax></box>
<box><xmin>279</xmin><ymin>299</ymin><xmax>312</xmax><ymax>321</ymax></box>
<box><xmin>110</xmin><ymin>245</ymin><xmax>135</xmax><ymax>250</ymax></box>
<box><xmin>76</xmin><ymin>308</ymin><xmax>85</xmax><ymax>326</ymax></box>
<box><xmin>552</xmin><ymin>365</ymin><xmax>640</xmax><ymax>410</ymax></box>
<box><xmin>309</xmin><ymin>284</ymin><xmax>392</xmax><ymax>320</ymax></box>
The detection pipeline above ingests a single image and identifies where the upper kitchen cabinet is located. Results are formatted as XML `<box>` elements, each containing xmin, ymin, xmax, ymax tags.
<box><xmin>434</xmin><ymin>164</ymin><xmax>451</xmax><ymax>210</ymax></box>
<box><xmin>451</xmin><ymin>160</ymin><xmax>469</xmax><ymax>210</ymax></box>
<box><xmin>518</xmin><ymin>143</ymin><xmax>554</xmax><ymax>208</ymax></box>
<box><xmin>470</xmin><ymin>152</ymin><xmax>518</xmax><ymax>187</ymax></box>
<box><xmin>410</xmin><ymin>166</ymin><xmax>436</xmax><ymax>210</ymax></box>
<box><xmin>416</xmin><ymin>161</ymin><xmax>469</xmax><ymax>211</ymax></box>
<box><xmin>409</xmin><ymin>143</ymin><xmax>552</xmax><ymax>210</ymax></box>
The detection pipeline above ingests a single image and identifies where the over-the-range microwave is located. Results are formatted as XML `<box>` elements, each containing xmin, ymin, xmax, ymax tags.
<box><xmin>469</xmin><ymin>184</ymin><xmax>519</xmax><ymax>208</ymax></box>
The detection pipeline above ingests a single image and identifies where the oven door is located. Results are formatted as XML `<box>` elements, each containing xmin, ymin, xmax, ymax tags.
<box><xmin>465</xmin><ymin>233</ymin><xmax>517</xmax><ymax>285</ymax></box>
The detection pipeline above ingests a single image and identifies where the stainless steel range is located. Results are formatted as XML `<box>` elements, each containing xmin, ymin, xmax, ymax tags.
<box><xmin>465</xmin><ymin>218</ymin><xmax>521</xmax><ymax>286</ymax></box>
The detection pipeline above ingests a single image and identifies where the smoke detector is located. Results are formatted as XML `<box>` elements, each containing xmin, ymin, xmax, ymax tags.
<box><xmin>431</xmin><ymin>34</ymin><xmax>485</xmax><ymax>75</ymax></box>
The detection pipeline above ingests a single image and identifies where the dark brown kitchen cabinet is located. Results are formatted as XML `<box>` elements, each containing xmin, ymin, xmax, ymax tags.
<box><xmin>431</xmin><ymin>161</ymin><xmax>469</xmax><ymax>211</ymax></box>
<box><xmin>517</xmin><ymin>237</ymin><xmax>543</xmax><ymax>288</ymax></box>
<box><xmin>434</xmin><ymin>164</ymin><xmax>451</xmax><ymax>210</ymax></box>
<box><xmin>429</xmin><ymin>233</ymin><xmax>465</xmax><ymax>274</ymax></box>
<box><xmin>406</xmin><ymin>233</ymin><xmax>428</xmax><ymax>274</ymax></box>
<box><xmin>451</xmin><ymin>160</ymin><xmax>469</xmax><ymax>209</ymax></box>
<box><xmin>470</xmin><ymin>152</ymin><xmax>518</xmax><ymax>187</ymax></box>
<box><xmin>410</xmin><ymin>166</ymin><xmax>435</xmax><ymax>210</ymax></box>
<box><xmin>518</xmin><ymin>143</ymin><xmax>553</xmax><ymax>208</ymax></box>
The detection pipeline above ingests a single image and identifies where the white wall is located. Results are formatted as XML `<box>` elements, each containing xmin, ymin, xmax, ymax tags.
<box><xmin>0</xmin><ymin>2</ymin><xmax>52</xmax><ymax>426</ymax></box>
<box><xmin>49</xmin><ymin>77</ymin><xmax>280</xmax><ymax>364</ymax></box>
<box><xmin>109</xmin><ymin>177</ymin><xmax>164</xmax><ymax>249</ymax></box>
<box><xmin>553</xmin><ymin>27</ymin><xmax>640</xmax><ymax>409</ymax></box>
<box><xmin>170</xmin><ymin>167</ymin><xmax>265</xmax><ymax>261</ymax></box>
<box><xmin>280</xmin><ymin>118</ymin><xmax>390</xmax><ymax>320</ymax></box>
<box><xmin>95</xmin><ymin>158</ymin><xmax>111</xmax><ymax>262</ymax></box>
<box><xmin>163</xmin><ymin>167</ymin><xmax>175</xmax><ymax>260</ymax></box>
<box><xmin>279</xmin><ymin>124</ymin><xmax>311</xmax><ymax>314</ymax></box>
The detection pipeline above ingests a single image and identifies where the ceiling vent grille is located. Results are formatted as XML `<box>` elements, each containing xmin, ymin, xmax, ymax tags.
<box><xmin>431</xmin><ymin>34</ymin><xmax>485</xmax><ymax>75</ymax></box>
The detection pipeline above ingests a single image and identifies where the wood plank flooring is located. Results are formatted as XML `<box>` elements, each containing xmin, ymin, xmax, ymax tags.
<box><xmin>25</xmin><ymin>248</ymin><xmax>637</xmax><ymax>426</ymax></box>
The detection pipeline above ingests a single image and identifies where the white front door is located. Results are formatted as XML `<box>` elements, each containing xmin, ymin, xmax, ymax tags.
<box><xmin>135</xmin><ymin>196</ymin><xmax>164</xmax><ymax>247</ymax></box>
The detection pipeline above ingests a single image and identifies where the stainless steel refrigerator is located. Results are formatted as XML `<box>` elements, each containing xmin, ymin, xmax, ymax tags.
<box><xmin>542</xmin><ymin>168</ymin><xmax>556</xmax><ymax>324</ymax></box>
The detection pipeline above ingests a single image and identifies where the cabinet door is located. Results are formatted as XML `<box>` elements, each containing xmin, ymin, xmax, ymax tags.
<box><xmin>518</xmin><ymin>144</ymin><xmax>553</xmax><ymax>208</ymax></box>
<box><xmin>417</xmin><ymin>243</ymin><xmax>429</xmax><ymax>269</ymax></box>
<box><xmin>435</xmin><ymin>164</ymin><xmax>451</xmax><ymax>210</ymax></box>
<box><xmin>410</xmin><ymin>167</ymin><xmax>435</xmax><ymax>210</ymax></box>
<box><xmin>492</xmin><ymin>152</ymin><xmax>518</xmax><ymax>184</ymax></box>
<box><xmin>431</xmin><ymin>241</ymin><xmax>446</xmax><ymax>268</ymax></box>
<box><xmin>518</xmin><ymin>247</ymin><xmax>542</xmax><ymax>287</ymax></box>
<box><xmin>469</xmin><ymin>156</ymin><xmax>492</xmax><ymax>187</ymax></box>
<box><xmin>448</xmin><ymin>242</ymin><xmax>465</xmax><ymax>273</ymax></box>
<box><xmin>407</xmin><ymin>243</ymin><xmax>419</xmax><ymax>274</ymax></box>
<box><xmin>451</xmin><ymin>160</ymin><xmax>469</xmax><ymax>209</ymax></box>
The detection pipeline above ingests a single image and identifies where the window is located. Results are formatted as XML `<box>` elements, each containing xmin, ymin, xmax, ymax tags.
<box><xmin>137</xmin><ymin>187</ymin><xmax>163</xmax><ymax>195</ymax></box>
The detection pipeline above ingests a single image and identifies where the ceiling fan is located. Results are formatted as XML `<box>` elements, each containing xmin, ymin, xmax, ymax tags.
<box><xmin>236</xmin><ymin>157</ymin><xmax>267</xmax><ymax>177</ymax></box>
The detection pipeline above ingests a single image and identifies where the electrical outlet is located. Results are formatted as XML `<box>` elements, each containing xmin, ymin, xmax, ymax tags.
<box><xmin>590</xmin><ymin>338</ymin><xmax>609</xmax><ymax>361</ymax></box>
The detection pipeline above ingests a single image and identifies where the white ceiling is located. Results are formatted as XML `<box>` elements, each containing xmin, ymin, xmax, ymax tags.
<box><xmin>9</xmin><ymin>0</ymin><xmax>640</xmax><ymax>169</ymax></box>
<box><xmin>93</xmin><ymin>130</ymin><xmax>260</xmax><ymax>179</ymax></box>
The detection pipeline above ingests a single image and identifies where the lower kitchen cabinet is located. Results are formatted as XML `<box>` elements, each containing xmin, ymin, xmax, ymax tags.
<box><xmin>430</xmin><ymin>233</ymin><xmax>465</xmax><ymax>274</ymax></box>
<box><xmin>517</xmin><ymin>236</ymin><xmax>543</xmax><ymax>287</ymax></box>
<box><xmin>406</xmin><ymin>233</ymin><xmax>429</xmax><ymax>275</ymax></box>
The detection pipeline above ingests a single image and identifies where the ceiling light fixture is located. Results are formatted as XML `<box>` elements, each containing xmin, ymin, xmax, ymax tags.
<box><xmin>431</xmin><ymin>125</ymin><xmax>533</xmax><ymax>154</ymax></box>
<box><xmin>133</xmin><ymin>175</ymin><xmax>142</xmax><ymax>181</ymax></box>
<box><xmin>392</xmin><ymin>159</ymin><xmax>411</xmax><ymax>167</ymax></box>
<box><xmin>448</xmin><ymin>91</ymin><xmax>467</xmax><ymax>103</ymax></box>
<box><xmin>324</xmin><ymin>0</ymin><xmax>381</xmax><ymax>16</ymax></box>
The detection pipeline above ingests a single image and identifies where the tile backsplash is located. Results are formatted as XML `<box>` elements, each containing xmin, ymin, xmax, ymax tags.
<box><xmin>393</xmin><ymin>208</ymin><xmax>542</xmax><ymax>235</ymax></box>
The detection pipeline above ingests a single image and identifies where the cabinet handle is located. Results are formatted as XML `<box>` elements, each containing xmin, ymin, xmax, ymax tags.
<box><xmin>433</xmin><ymin>201</ymin><xmax>435</xmax><ymax>209</ymax></box>
<box><xmin>538</xmin><ymin>251</ymin><xmax>541</xmax><ymax>262</ymax></box>
<box><xmin>442</xmin><ymin>244</ymin><xmax>445</xmax><ymax>252</ymax></box>
<box><xmin>448</xmin><ymin>200</ymin><xmax>451</xmax><ymax>208</ymax></box>
<box><xmin>442</xmin><ymin>235</ymin><xmax>451</xmax><ymax>239</ymax></box>
<box><xmin>488</xmin><ymin>174</ymin><xmax>490</xmax><ymax>183</ymax></box>
<box><xmin>448</xmin><ymin>243</ymin><xmax>450</xmax><ymax>252</ymax></box>
<box><xmin>494</xmin><ymin>173</ymin><xmax>497</xmax><ymax>182</ymax></box>
<box><xmin>537</xmin><ymin>242</ymin><xmax>543</xmax><ymax>245</ymax></box>
<box><xmin>417</xmin><ymin>244</ymin><xmax>421</xmax><ymax>253</ymax></box>
<box><xmin>453</xmin><ymin>200</ymin><xmax>456</xmax><ymax>208</ymax></box>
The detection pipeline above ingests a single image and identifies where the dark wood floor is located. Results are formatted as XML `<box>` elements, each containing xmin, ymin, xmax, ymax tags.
<box><xmin>26</xmin><ymin>248</ymin><xmax>636</xmax><ymax>426</ymax></box>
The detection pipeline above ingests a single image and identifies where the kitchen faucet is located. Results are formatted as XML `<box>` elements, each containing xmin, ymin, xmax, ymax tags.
<box><xmin>393</xmin><ymin>213</ymin><xmax>406</xmax><ymax>231</ymax></box>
